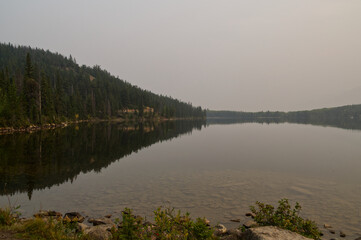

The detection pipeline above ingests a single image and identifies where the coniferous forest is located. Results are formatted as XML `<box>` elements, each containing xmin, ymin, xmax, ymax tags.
<box><xmin>0</xmin><ymin>43</ymin><xmax>206</xmax><ymax>127</ymax></box>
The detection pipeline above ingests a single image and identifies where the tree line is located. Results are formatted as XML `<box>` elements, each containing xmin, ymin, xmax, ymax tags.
<box><xmin>0</xmin><ymin>43</ymin><xmax>205</xmax><ymax>127</ymax></box>
<box><xmin>207</xmin><ymin>104</ymin><xmax>361</xmax><ymax>130</ymax></box>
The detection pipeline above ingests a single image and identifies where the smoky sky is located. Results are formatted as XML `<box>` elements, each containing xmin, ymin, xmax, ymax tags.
<box><xmin>1</xmin><ymin>0</ymin><xmax>361</xmax><ymax>111</ymax></box>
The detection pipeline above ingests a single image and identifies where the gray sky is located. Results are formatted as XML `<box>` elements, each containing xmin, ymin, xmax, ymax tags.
<box><xmin>1</xmin><ymin>0</ymin><xmax>361</xmax><ymax>111</ymax></box>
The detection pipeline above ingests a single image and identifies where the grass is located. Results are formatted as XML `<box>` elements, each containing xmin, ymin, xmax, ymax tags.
<box><xmin>0</xmin><ymin>206</ymin><xmax>18</xmax><ymax>226</ymax></box>
<box><xmin>0</xmin><ymin>205</ymin><xmax>88</xmax><ymax>240</ymax></box>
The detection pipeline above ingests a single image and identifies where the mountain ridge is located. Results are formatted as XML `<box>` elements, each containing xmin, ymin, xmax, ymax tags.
<box><xmin>0</xmin><ymin>43</ymin><xmax>206</xmax><ymax>127</ymax></box>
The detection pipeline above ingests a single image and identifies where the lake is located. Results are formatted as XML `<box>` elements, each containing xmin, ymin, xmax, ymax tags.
<box><xmin>0</xmin><ymin>120</ymin><xmax>360</xmax><ymax>238</ymax></box>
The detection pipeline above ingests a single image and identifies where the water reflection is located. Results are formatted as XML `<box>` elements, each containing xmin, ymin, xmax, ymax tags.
<box><xmin>0</xmin><ymin>120</ymin><xmax>206</xmax><ymax>199</ymax></box>
<box><xmin>1</xmin><ymin>118</ymin><xmax>361</xmax><ymax>238</ymax></box>
<box><xmin>207</xmin><ymin>116</ymin><xmax>361</xmax><ymax>131</ymax></box>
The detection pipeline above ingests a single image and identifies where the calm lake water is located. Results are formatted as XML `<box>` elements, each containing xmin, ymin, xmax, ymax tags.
<box><xmin>1</xmin><ymin>120</ymin><xmax>361</xmax><ymax>238</ymax></box>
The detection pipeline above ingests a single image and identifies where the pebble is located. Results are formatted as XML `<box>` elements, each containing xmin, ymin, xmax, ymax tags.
<box><xmin>329</xmin><ymin>229</ymin><xmax>336</xmax><ymax>234</ymax></box>
<box><xmin>214</xmin><ymin>224</ymin><xmax>227</xmax><ymax>235</ymax></box>
<box><xmin>340</xmin><ymin>231</ymin><xmax>346</xmax><ymax>238</ymax></box>
<box><xmin>204</xmin><ymin>218</ymin><xmax>211</xmax><ymax>226</ymax></box>
<box><xmin>324</xmin><ymin>223</ymin><xmax>333</xmax><ymax>229</ymax></box>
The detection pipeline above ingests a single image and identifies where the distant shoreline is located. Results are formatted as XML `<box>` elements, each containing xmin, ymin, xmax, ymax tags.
<box><xmin>0</xmin><ymin>117</ymin><xmax>205</xmax><ymax>135</ymax></box>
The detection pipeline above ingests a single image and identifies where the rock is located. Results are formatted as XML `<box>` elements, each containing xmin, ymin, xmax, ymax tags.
<box><xmin>219</xmin><ymin>229</ymin><xmax>244</xmax><ymax>240</ymax></box>
<box><xmin>204</xmin><ymin>218</ymin><xmax>211</xmax><ymax>226</ymax></box>
<box><xmin>77</xmin><ymin>223</ymin><xmax>89</xmax><ymax>232</ymax></box>
<box><xmin>214</xmin><ymin>224</ymin><xmax>227</xmax><ymax>236</ymax></box>
<box><xmin>19</xmin><ymin>218</ymin><xmax>33</xmax><ymax>224</ymax></box>
<box><xmin>84</xmin><ymin>226</ymin><xmax>112</xmax><ymax>240</ymax></box>
<box><xmin>34</xmin><ymin>210</ymin><xmax>62</xmax><ymax>218</ymax></box>
<box><xmin>89</xmin><ymin>218</ymin><xmax>114</xmax><ymax>226</ymax></box>
<box><xmin>230</xmin><ymin>219</ymin><xmax>241</xmax><ymax>222</ymax></box>
<box><xmin>245</xmin><ymin>212</ymin><xmax>256</xmax><ymax>218</ymax></box>
<box><xmin>324</xmin><ymin>223</ymin><xmax>333</xmax><ymax>229</ymax></box>
<box><xmin>48</xmin><ymin>211</ymin><xmax>62</xmax><ymax>217</ymax></box>
<box><xmin>354</xmin><ymin>237</ymin><xmax>361</xmax><ymax>240</ymax></box>
<box><xmin>33</xmin><ymin>211</ymin><xmax>46</xmax><ymax>218</ymax></box>
<box><xmin>340</xmin><ymin>231</ymin><xmax>346</xmax><ymax>237</ymax></box>
<box><xmin>329</xmin><ymin>229</ymin><xmax>336</xmax><ymax>234</ymax></box>
<box><xmin>243</xmin><ymin>226</ymin><xmax>313</xmax><ymax>240</ymax></box>
<box><xmin>243</xmin><ymin>220</ymin><xmax>258</xmax><ymax>229</ymax></box>
<box><xmin>64</xmin><ymin>212</ymin><xmax>85</xmax><ymax>223</ymax></box>
<box><xmin>104</xmin><ymin>214</ymin><xmax>112</xmax><ymax>218</ymax></box>
<box><xmin>220</xmin><ymin>234</ymin><xmax>242</xmax><ymax>240</ymax></box>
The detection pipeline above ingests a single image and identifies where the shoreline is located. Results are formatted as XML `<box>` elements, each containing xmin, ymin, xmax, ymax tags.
<box><xmin>0</xmin><ymin>117</ymin><xmax>205</xmax><ymax>135</ymax></box>
<box><xmin>0</xmin><ymin>209</ymin><xmax>323</xmax><ymax>240</ymax></box>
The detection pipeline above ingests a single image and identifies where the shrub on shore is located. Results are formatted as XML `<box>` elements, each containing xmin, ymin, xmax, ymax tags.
<box><xmin>0</xmin><ymin>207</ymin><xmax>18</xmax><ymax>226</ymax></box>
<box><xmin>249</xmin><ymin>198</ymin><xmax>321</xmax><ymax>239</ymax></box>
<box><xmin>112</xmin><ymin>207</ymin><xmax>216</xmax><ymax>240</ymax></box>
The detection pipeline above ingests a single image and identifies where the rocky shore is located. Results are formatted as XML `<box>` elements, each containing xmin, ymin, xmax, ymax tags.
<box><xmin>0</xmin><ymin>123</ymin><xmax>71</xmax><ymax>135</ymax></box>
<box><xmin>4</xmin><ymin>210</ymin><xmax>358</xmax><ymax>240</ymax></box>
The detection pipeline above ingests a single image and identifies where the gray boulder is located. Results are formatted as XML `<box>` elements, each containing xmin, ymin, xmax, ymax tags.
<box><xmin>84</xmin><ymin>226</ymin><xmax>112</xmax><ymax>240</ymax></box>
<box><xmin>243</xmin><ymin>226</ymin><xmax>312</xmax><ymax>240</ymax></box>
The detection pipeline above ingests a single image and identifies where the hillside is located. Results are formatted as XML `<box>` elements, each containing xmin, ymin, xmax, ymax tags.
<box><xmin>0</xmin><ymin>43</ymin><xmax>205</xmax><ymax>127</ymax></box>
<box><xmin>208</xmin><ymin>105</ymin><xmax>361</xmax><ymax>120</ymax></box>
<box><xmin>207</xmin><ymin>104</ymin><xmax>361</xmax><ymax>130</ymax></box>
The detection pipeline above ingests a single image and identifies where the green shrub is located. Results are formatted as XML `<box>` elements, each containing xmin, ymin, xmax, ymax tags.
<box><xmin>112</xmin><ymin>208</ymin><xmax>151</xmax><ymax>240</ymax></box>
<box><xmin>250</xmin><ymin>198</ymin><xmax>321</xmax><ymax>240</ymax></box>
<box><xmin>111</xmin><ymin>207</ymin><xmax>216</xmax><ymax>240</ymax></box>
<box><xmin>152</xmin><ymin>207</ymin><xmax>215</xmax><ymax>240</ymax></box>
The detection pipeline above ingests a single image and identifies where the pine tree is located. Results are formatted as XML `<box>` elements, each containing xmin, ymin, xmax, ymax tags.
<box><xmin>23</xmin><ymin>53</ymin><xmax>40</xmax><ymax>123</ymax></box>
<box><xmin>40</xmin><ymin>72</ymin><xmax>55</xmax><ymax>121</ymax></box>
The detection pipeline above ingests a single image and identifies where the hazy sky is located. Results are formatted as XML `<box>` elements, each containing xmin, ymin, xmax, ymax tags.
<box><xmin>1</xmin><ymin>0</ymin><xmax>361</xmax><ymax>111</ymax></box>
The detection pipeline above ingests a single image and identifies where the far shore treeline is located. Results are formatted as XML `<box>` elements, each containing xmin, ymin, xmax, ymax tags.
<box><xmin>0</xmin><ymin>43</ymin><xmax>205</xmax><ymax>127</ymax></box>
<box><xmin>207</xmin><ymin>105</ymin><xmax>361</xmax><ymax>130</ymax></box>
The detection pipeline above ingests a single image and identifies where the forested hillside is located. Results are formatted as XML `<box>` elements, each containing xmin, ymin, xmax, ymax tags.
<box><xmin>0</xmin><ymin>43</ymin><xmax>205</xmax><ymax>127</ymax></box>
<box><xmin>207</xmin><ymin>105</ymin><xmax>361</xmax><ymax>121</ymax></box>
<box><xmin>207</xmin><ymin>105</ymin><xmax>361</xmax><ymax>129</ymax></box>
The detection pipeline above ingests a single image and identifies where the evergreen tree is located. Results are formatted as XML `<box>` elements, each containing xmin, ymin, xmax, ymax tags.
<box><xmin>23</xmin><ymin>53</ymin><xmax>40</xmax><ymax>123</ymax></box>
<box><xmin>40</xmin><ymin>72</ymin><xmax>55</xmax><ymax>121</ymax></box>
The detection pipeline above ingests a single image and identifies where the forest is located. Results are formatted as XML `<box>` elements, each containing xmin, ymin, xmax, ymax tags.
<box><xmin>207</xmin><ymin>104</ymin><xmax>361</xmax><ymax>130</ymax></box>
<box><xmin>0</xmin><ymin>43</ymin><xmax>206</xmax><ymax>127</ymax></box>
